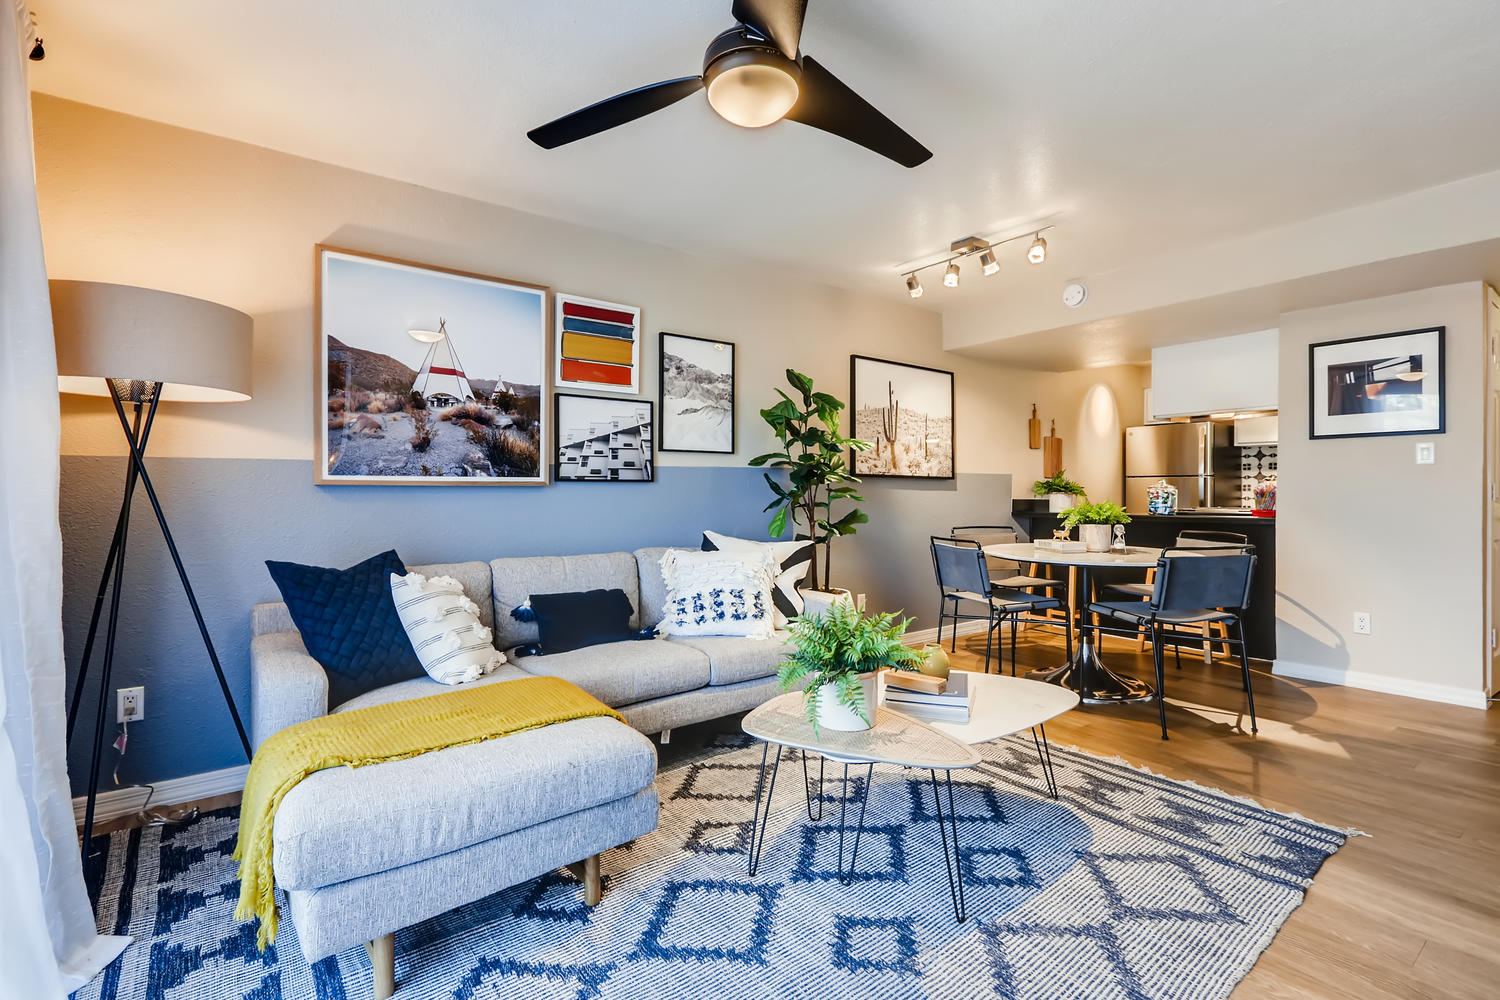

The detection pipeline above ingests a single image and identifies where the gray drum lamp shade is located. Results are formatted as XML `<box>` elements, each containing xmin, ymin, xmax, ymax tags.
<box><xmin>51</xmin><ymin>279</ymin><xmax>253</xmax><ymax>402</ymax></box>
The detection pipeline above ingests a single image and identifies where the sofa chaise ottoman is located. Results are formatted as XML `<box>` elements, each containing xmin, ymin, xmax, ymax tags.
<box><xmin>248</xmin><ymin>549</ymin><xmax>792</xmax><ymax>996</ymax></box>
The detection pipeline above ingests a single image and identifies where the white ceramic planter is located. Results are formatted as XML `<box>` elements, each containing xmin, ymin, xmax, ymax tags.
<box><xmin>814</xmin><ymin>672</ymin><xmax>878</xmax><ymax>732</ymax></box>
<box><xmin>799</xmin><ymin>588</ymin><xmax>853</xmax><ymax>620</ymax></box>
<box><xmin>1047</xmin><ymin>492</ymin><xmax>1083</xmax><ymax>512</ymax></box>
<box><xmin>1080</xmin><ymin>523</ymin><xmax>1112</xmax><ymax>552</ymax></box>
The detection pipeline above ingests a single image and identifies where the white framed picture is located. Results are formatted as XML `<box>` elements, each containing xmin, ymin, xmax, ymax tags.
<box><xmin>315</xmin><ymin>246</ymin><xmax>548</xmax><ymax>485</ymax></box>
<box><xmin>1309</xmin><ymin>326</ymin><xmax>1445</xmax><ymax>440</ymax></box>
<box><xmin>553</xmin><ymin>293</ymin><xmax>641</xmax><ymax>395</ymax></box>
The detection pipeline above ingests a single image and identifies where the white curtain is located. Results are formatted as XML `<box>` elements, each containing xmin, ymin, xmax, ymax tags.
<box><xmin>0</xmin><ymin>4</ymin><xmax>129</xmax><ymax>996</ymax></box>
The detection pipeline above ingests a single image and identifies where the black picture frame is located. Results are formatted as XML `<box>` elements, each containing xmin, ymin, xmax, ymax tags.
<box><xmin>1308</xmin><ymin>326</ymin><xmax>1445</xmax><ymax>440</ymax></box>
<box><xmin>848</xmin><ymin>354</ymin><xmax>956</xmax><ymax>480</ymax></box>
<box><xmin>658</xmin><ymin>332</ymin><xmax>736</xmax><ymax>454</ymax></box>
<box><xmin>553</xmin><ymin>392</ymin><xmax>655</xmax><ymax>482</ymax></box>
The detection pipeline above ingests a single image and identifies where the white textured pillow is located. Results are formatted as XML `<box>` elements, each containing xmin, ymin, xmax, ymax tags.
<box><xmin>701</xmin><ymin>530</ymin><xmax>814</xmax><ymax>628</ymax></box>
<box><xmin>389</xmin><ymin>572</ymin><xmax>506</xmax><ymax>685</ymax></box>
<box><xmin>658</xmin><ymin>549</ymin><xmax>776</xmax><ymax>639</ymax></box>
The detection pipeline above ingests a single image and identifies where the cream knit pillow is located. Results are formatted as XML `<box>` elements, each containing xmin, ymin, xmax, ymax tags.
<box><xmin>657</xmin><ymin>549</ymin><xmax>776</xmax><ymax>639</ymax></box>
<box><xmin>389</xmin><ymin>572</ymin><xmax>506</xmax><ymax>684</ymax></box>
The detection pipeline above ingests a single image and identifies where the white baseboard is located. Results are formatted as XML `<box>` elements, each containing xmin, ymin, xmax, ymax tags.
<box><xmin>902</xmin><ymin>620</ymin><xmax>990</xmax><ymax>647</ymax></box>
<box><xmin>73</xmin><ymin>763</ymin><xmax>249</xmax><ymax>825</ymax></box>
<box><xmin>1272</xmin><ymin>659</ymin><xmax>1491</xmax><ymax>709</ymax></box>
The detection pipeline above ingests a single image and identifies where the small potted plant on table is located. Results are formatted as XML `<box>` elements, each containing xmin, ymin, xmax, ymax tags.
<box><xmin>1033</xmin><ymin>471</ymin><xmax>1087</xmax><ymax>512</ymax></box>
<box><xmin>780</xmin><ymin>603</ymin><xmax>923</xmax><ymax>733</ymax></box>
<box><xmin>1061</xmin><ymin>501</ymin><xmax>1131</xmax><ymax>553</ymax></box>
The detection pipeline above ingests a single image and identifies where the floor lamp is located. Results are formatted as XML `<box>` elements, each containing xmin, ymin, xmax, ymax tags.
<box><xmin>51</xmin><ymin>279</ymin><xmax>255</xmax><ymax>858</ymax></box>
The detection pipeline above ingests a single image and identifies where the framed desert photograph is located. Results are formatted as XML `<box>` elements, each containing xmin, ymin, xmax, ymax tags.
<box><xmin>659</xmin><ymin>332</ymin><xmax>735</xmax><ymax>454</ymax></box>
<box><xmin>315</xmin><ymin>247</ymin><xmax>548</xmax><ymax>485</ymax></box>
<box><xmin>1309</xmin><ymin>326</ymin><xmax>1445</xmax><ymax>440</ymax></box>
<box><xmin>554</xmin><ymin>393</ymin><xmax>655</xmax><ymax>482</ymax></box>
<box><xmin>554</xmin><ymin>293</ymin><xmax>641</xmax><ymax>395</ymax></box>
<box><xmin>849</xmin><ymin>355</ymin><xmax>954</xmax><ymax>479</ymax></box>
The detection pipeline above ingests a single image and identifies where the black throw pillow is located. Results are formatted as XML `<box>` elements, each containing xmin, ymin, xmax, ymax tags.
<box><xmin>529</xmin><ymin>589</ymin><xmax>636</xmax><ymax>655</ymax></box>
<box><xmin>265</xmin><ymin>550</ymin><xmax>425</xmax><ymax>707</ymax></box>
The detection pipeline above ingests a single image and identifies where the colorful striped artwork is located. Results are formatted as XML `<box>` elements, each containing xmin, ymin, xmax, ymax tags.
<box><xmin>554</xmin><ymin>294</ymin><xmax>640</xmax><ymax>394</ymax></box>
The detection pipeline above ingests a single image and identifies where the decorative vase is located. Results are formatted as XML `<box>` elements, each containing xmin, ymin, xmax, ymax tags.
<box><xmin>814</xmin><ymin>672</ymin><xmax>878</xmax><ymax>732</ymax></box>
<box><xmin>799</xmin><ymin>587</ymin><xmax>853</xmax><ymax>621</ymax></box>
<box><xmin>1047</xmin><ymin>492</ymin><xmax>1081</xmax><ymax>512</ymax></box>
<box><xmin>1146</xmin><ymin>479</ymin><xmax>1179</xmax><ymax>515</ymax></box>
<box><xmin>1080</xmin><ymin>523</ymin><xmax>1112</xmax><ymax>552</ymax></box>
<box><xmin>919</xmin><ymin>644</ymin><xmax>951</xmax><ymax>678</ymax></box>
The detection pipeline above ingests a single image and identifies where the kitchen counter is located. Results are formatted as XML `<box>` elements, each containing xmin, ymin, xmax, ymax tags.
<box><xmin>1011</xmin><ymin>509</ymin><xmax>1276</xmax><ymax>659</ymax></box>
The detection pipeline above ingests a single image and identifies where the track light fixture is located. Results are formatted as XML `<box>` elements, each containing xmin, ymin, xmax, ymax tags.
<box><xmin>1028</xmin><ymin>233</ymin><xmax>1047</xmax><ymax>264</ymax></box>
<box><xmin>894</xmin><ymin>226</ymin><xmax>1054</xmax><ymax>297</ymax></box>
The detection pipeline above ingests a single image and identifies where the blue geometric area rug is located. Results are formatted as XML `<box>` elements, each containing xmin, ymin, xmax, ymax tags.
<box><xmin>74</xmin><ymin>733</ymin><xmax>1354</xmax><ymax>1000</ymax></box>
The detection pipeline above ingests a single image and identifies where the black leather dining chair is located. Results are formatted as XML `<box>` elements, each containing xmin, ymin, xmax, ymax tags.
<box><xmin>1086</xmin><ymin>545</ymin><xmax>1258</xmax><ymax>740</ymax></box>
<box><xmin>930</xmin><ymin>536</ymin><xmax>1065</xmax><ymax>675</ymax></box>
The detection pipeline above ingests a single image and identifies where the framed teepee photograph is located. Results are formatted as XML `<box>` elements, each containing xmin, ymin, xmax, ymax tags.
<box><xmin>315</xmin><ymin>246</ymin><xmax>549</xmax><ymax>485</ymax></box>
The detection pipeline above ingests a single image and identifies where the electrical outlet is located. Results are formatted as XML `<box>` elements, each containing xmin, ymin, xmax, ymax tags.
<box><xmin>116</xmin><ymin>686</ymin><xmax>144</xmax><ymax>723</ymax></box>
<box><xmin>1352</xmin><ymin>612</ymin><xmax>1372</xmax><ymax>636</ymax></box>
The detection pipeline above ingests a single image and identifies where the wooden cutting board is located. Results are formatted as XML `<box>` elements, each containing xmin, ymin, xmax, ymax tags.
<box><xmin>1042</xmin><ymin>419</ymin><xmax>1063</xmax><ymax>477</ymax></box>
<box><xmin>1028</xmin><ymin>403</ymin><xmax>1042</xmax><ymax>449</ymax></box>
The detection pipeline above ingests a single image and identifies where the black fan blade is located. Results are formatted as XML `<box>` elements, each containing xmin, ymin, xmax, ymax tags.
<box><xmin>732</xmin><ymin>0</ymin><xmax>807</xmax><ymax>59</ymax></box>
<box><xmin>528</xmin><ymin>76</ymin><xmax>704</xmax><ymax>149</ymax></box>
<box><xmin>785</xmin><ymin>56</ymin><xmax>931</xmax><ymax>167</ymax></box>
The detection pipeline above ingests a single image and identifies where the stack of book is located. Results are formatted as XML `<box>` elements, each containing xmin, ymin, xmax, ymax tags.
<box><xmin>882</xmin><ymin>670</ymin><xmax>973</xmax><ymax>724</ymax></box>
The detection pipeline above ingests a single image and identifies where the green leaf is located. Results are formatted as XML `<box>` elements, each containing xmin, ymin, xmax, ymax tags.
<box><xmin>768</xmin><ymin>507</ymin><xmax>788</xmax><ymax>538</ymax></box>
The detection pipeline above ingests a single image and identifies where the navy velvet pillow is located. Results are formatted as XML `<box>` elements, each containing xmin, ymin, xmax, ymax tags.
<box><xmin>265</xmin><ymin>550</ymin><xmax>425</xmax><ymax>707</ymax></box>
<box><xmin>529</xmin><ymin>589</ymin><xmax>635</xmax><ymax>655</ymax></box>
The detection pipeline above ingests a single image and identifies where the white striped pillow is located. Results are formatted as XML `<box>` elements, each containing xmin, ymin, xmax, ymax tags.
<box><xmin>389</xmin><ymin>572</ymin><xmax>506</xmax><ymax>685</ymax></box>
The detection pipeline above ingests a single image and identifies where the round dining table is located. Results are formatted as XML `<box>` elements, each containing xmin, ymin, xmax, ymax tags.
<box><xmin>984</xmin><ymin>542</ymin><xmax>1162</xmax><ymax>704</ymax></box>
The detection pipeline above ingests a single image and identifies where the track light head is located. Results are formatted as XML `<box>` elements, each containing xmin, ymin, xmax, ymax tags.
<box><xmin>905</xmin><ymin>274</ymin><xmax>923</xmax><ymax>298</ymax></box>
<box><xmin>943</xmin><ymin>261</ymin><xmax>960</xmax><ymax>288</ymax></box>
<box><xmin>979</xmin><ymin>249</ymin><xmax>999</xmax><ymax>276</ymax></box>
<box><xmin>1028</xmin><ymin>234</ymin><xmax>1047</xmax><ymax>264</ymax></box>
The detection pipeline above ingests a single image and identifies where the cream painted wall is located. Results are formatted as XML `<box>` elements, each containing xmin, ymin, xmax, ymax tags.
<box><xmin>33</xmin><ymin>95</ymin><xmax>1144</xmax><ymax>498</ymax></box>
<box><xmin>1276</xmin><ymin>282</ymin><xmax>1489</xmax><ymax>705</ymax></box>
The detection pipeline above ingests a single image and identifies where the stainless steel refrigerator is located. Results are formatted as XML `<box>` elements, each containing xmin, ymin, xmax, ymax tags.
<box><xmin>1123</xmin><ymin>422</ymin><xmax>1239</xmax><ymax>511</ymax></box>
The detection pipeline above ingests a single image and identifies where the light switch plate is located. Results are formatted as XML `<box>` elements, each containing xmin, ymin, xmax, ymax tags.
<box><xmin>1415</xmin><ymin>441</ymin><xmax>1435</xmax><ymax>464</ymax></box>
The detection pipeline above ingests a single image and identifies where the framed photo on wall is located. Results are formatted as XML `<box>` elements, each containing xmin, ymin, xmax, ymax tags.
<box><xmin>659</xmin><ymin>332</ymin><xmax>735</xmax><ymax>454</ymax></box>
<box><xmin>554</xmin><ymin>293</ymin><xmax>641</xmax><ymax>395</ymax></box>
<box><xmin>849</xmin><ymin>355</ymin><xmax>955</xmax><ymax>479</ymax></box>
<box><xmin>554</xmin><ymin>393</ymin><xmax>655</xmax><ymax>482</ymax></box>
<box><xmin>315</xmin><ymin>246</ymin><xmax>548</xmax><ymax>485</ymax></box>
<box><xmin>1309</xmin><ymin>326</ymin><xmax>1445</xmax><ymax>439</ymax></box>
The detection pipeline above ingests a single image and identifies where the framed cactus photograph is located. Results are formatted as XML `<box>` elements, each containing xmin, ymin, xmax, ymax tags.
<box><xmin>848</xmin><ymin>355</ymin><xmax>954</xmax><ymax>479</ymax></box>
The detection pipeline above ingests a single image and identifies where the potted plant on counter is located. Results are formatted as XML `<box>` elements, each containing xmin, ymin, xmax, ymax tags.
<box><xmin>780</xmin><ymin>602</ymin><xmax>923</xmax><ymax>733</ymax></box>
<box><xmin>1061</xmin><ymin>500</ymin><xmax>1131</xmax><ymax>552</ymax></box>
<box><xmin>1033</xmin><ymin>471</ymin><xmax>1087</xmax><ymax>512</ymax></box>
<box><xmin>751</xmin><ymin>369</ymin><xmax>871</xmax><ymax>617</ymax></box>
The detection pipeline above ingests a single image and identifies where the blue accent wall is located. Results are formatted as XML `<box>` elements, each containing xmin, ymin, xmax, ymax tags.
<box><xmin>60</xmin><ymin>456</ymin><xmax>1010</xmax><ymax>793</ymax></box>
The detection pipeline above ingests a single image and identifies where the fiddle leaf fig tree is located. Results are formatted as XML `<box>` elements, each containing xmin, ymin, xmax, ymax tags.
<box><xmin>749</xmin><ymin>369</ymin><xmax>871</xmax><ymax>592</ymax></box>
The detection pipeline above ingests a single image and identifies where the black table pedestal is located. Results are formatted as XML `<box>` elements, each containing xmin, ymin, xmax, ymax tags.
<box><xmin>1025</xmin><ymin>563</ymin><xmax>1154</xmax><ymax>705</ymax></box>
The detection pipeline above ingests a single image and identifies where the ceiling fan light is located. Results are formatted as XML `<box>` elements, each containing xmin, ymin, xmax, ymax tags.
<box><xmin>906</xmin><ymin>274</ymin><xmax>923</xmax><ymax>298</ymax></box>
<box><xmin>1028</xmin><ymin>234</ymin><xmax>1048</xmax><ymax>264</ymax></box>
<box><xmin>979</xmin><ymin>250</ymin><xmax>999</xmax><ymax>276</ymax></box>
<box><xmin>943</xmin><ymin>262</ymin><xmax>960</xmax><ymax>288</ymax></box>
<box><xmin>704</xmin><ymin>49</ymin><xmax>801</xmax><ymax>128</ymax></box>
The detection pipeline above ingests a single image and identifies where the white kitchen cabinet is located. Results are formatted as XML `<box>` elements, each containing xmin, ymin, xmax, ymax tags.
<box><xmin>1234</xmin><ymin>414</ymin><xmax>1279</xmax><ymax>445</ymax></box>
<box><xmin>1150</xmin><ymin>329</ymin><xmax>1279</xmax><ymax>418</ymax></box>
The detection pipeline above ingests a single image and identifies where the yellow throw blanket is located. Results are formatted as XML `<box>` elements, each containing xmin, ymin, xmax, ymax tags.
<box><xmin>233</xmin><ymin>676</ymin><xmax>624</xmax><ymax>948</ymax></box>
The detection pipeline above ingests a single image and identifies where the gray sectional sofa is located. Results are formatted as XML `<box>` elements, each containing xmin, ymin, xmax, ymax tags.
<box><xmin>248</xmin><ymin>547</ymin><xmax>791</xmax><ymax>998</ymax></box>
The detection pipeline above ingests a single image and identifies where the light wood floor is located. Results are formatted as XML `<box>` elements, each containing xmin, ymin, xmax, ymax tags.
<box><xmin>925</xmin><ymin>630</ymin><xmax>1498</xmax><ymax>1000</ymax></box>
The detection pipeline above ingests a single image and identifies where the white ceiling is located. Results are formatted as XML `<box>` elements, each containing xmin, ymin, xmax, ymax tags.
<box><xmin>29</xmin><ymin>0</ymin><xmax>1500</xmax><ymax>365</ymax></box>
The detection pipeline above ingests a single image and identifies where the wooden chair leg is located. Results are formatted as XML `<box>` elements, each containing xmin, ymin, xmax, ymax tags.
<box><xmin>566</xmin><ymin>854</ymin><xmax>602</xmax><ymax>906</ymax></box>
<box><xmin>1200</xmin><ymin>622</ymin><xmax>1214</xmax><ymax>663</ymax></box>
<box><xmin>366</xmin><ymin>933</ymin><xmax>395</xmax><ymax>1000</ymax></box>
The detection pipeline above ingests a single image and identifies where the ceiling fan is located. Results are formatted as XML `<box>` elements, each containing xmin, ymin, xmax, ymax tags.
<box><xmin>526</xmin><ymin>0</ymin><xmax>932</xmax><ymax>168</ymax></box>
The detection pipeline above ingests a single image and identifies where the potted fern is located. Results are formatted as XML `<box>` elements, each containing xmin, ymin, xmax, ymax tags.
<box><xmin>1033</xmin><ymin>471</ymin><xmax>1087</xmax><ymax>512</ymax></box>
<box><xmin>780</xmin><ymin>603</ymin><xmax>922</xmax><ymax>733</ymax></box>
<box><xmin>1061</xmin><ymin>500</ymin><xmax>1131</xmax><ymax>552</ymax></box>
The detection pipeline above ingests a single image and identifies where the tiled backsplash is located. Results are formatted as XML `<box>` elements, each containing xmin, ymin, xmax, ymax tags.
<box><xmin>1236</xmin><ymin>445</ymin><xmax>1277</xmax><ymax>505</ymax></box>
